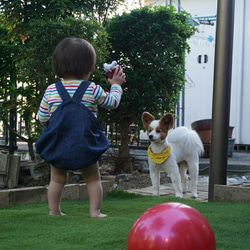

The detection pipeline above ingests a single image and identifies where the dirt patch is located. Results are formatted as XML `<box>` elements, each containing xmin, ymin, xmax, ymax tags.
<box><xmin>107</xmin><ymin>171</ymin><xmax>172</xmax><ymax>190</ymax></box>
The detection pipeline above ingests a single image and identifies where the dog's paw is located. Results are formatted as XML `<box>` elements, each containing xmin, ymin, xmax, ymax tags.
<box><xmin>175</xmin><ymin>193</ymin><xmax>183</xmax><ymax>198</ymax></box>
<box><xmin>152</xmin><ymin>192</ymin><xmax>160</xmax><ymax>196</ymax></box>
<box><xmin>191</xmin><ymin>193</ymin><xmax>198</xmax><ymax>198</ymax></box>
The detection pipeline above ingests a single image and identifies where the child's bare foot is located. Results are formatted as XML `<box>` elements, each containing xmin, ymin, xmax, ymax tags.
<box><xmin>49</xmin><ymin>211</ymin><xmax>66</xmax><ymax>215</ymax></box>
<box><xmin>90</xmin><ymin>212</ymin><xmax>107</xmax><ymax>218</ymax></box>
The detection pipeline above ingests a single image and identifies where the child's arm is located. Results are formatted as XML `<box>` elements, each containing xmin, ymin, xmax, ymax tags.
<box><xmin>37</xmin><ymin>94</ymin><xmax>50</xmax><ymax>126</ymax></box>
<box><xmin>93</xmin><ymin>67</ymin><xmax>125</xmax><ymax>109</ymax></box>
<box><xmin>93</xmin><ymin>83</ymin><xmax>123</xmax><ymax>110</ymax></box>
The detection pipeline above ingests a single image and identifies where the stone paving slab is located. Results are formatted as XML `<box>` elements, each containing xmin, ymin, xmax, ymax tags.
<box><xmin>214</xmin><ymin>184</ymin><xmax>250</xmax><ymax>202</ymax></box>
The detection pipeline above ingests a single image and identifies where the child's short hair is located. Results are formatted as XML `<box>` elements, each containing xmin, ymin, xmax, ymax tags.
<box><xmin>52</xmin><ymin>37</ymin><xmax>96</xmax><ymax>79</ymax></box>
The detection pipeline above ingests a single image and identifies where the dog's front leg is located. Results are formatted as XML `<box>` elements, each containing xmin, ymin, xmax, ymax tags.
<box><xmin>149</xmin><ymin>162</ymin><xmax>160</xmax><ymax>196</ymax></box>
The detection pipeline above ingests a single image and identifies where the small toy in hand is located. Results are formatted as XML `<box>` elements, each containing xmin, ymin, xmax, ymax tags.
<box><xmin>103</xmin><ymin>61</ymin><xmax>126</xmax><ymax>82</ymax></box>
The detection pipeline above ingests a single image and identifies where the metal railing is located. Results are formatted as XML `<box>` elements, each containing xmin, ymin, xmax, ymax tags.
<box><xmin>0</xmin><ymin>120</ymin><xmax>149</xmax><ymax>153</ymax></box>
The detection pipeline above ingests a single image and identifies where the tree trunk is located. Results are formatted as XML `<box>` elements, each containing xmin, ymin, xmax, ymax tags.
<box><xmin>0</xmin><ymin>115</ymin><xmax>36</xmax><ymax>160</ymax></box>
<box><xmin>24</xmin><ymin>119</ymin><xmax>36</xmax><ymax>161</ymax></box>
<box><xmin>28</xmin><ymin>139</ymin><xmax>36</xmax><ymax>161</ymax></box>
<box><xmin>117</xmin><ymin>118</ymin><xmax>133</xmax><ymax>173</ymax></box>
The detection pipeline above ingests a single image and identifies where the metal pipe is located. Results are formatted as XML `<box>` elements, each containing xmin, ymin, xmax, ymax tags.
<box><xmin>238</xmin><ymin>0</ymin><xmax>246</xmax><ymax>143</ymax></box>
<box><xmin>208</xmin><ymin>0</ymin><xmax>235</xmax><ymax>202</ymax></box>
<box><xmin>179</xmin><ymin>0</ymin><xmax>184</xmax><ymax>126</ymax></box>
<box><xmin>192</xmin><ymin>15</ymin><xmax>217</xmax><ymax>19</ymax></box>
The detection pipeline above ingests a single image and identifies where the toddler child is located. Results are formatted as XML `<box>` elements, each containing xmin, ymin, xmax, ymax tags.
<box><xmin>37</xmin><ymin>37</ymin><xmax>125</xmax><ymax>217</ymax></box>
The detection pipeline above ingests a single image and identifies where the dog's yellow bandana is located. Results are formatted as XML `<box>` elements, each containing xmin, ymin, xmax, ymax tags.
<box><xmin>147</xmin><ymin>145</ymin><xmax>171</xmax><ymax>164</ymax></box>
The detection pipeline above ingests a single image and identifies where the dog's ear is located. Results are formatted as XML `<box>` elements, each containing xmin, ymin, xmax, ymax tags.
<box><xmin>160</xmin><ymin>113</ymin><xmax>174</xmax><ymax>130</ymax></box>
<box><xmin>142</xmin><ymin>112</ymin><xmax>155</xmax><ymax>130</ymax></box>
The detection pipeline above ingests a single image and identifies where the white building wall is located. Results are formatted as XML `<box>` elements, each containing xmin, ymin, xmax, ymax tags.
<box><xmin>184</xmin><ymin>24</ymin><xmax>216</xmax><ymax>126</ymax></box>
<box><xmin>180</xmin><ymin>0</ymin><xmax>217</xmax><ymax>129</ymax></box>
<box><xmin>230</xmin><ymin>0</ymin><xmax>246</xmax><ymax>144</ymax></box>
<box><xmin>144</xmin><ymin>0</ymin><xmax>250</xmax><ymax>144</ymax></box>
<box><xmin>182</xmin><ymin>0</ymin><xmax>250</xmax><ymax>144</ymax></box>
<box><xmin>240</xmin><ymin>0</ymin><xmax>250</xmax><ymax>144</ymax></box>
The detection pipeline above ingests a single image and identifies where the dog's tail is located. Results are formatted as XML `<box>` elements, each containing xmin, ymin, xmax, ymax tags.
<box><xmin>168</xmin><ymin>127</ymin><xmax>204</xmax><ymax>156</ymax></box>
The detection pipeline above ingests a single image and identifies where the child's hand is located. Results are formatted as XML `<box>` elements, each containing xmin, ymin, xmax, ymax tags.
<box><xmin>108</xmin><ymin>67</ymin><xmax>126</xmax><ymax>86</ymax></box>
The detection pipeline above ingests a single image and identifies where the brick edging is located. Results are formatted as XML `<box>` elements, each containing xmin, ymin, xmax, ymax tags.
<box><xmin>0</xmin><ymin>181</ymin><xmax>110</xmax><ymax>207</ymax></box>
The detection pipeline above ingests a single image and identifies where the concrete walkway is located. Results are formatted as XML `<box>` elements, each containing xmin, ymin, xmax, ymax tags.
<box><xmin>199</xmin><ymin>152</ymin><xmax>250</xmax><ymax>174</ymax></box>
<box><xmin>127</xmin><ymin>176</ymin><xmax>209</xmax><ymax>202</ymax></box>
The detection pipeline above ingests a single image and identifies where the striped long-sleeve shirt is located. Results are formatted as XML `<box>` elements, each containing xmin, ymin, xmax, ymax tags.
<box><xmin>38</xmin><ymin>80</ymin><xmax>123</xmax><ymax>125</ymax></box>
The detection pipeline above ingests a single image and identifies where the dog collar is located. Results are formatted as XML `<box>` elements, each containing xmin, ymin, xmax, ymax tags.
<box><xmin>147</xmin><ymin>145</ymin><xmax>171</xmax><ymax>164</ymax></box>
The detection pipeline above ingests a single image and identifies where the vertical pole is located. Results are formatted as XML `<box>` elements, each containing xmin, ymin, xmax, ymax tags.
<box><xmin>176</xmin><ymin>0</ymin><xmax>181</xmax><ymax>126</ymax></box>
<box><xmin>181</xmin><ymin>89</ymin><xmax>185</xmax><ymax>126</ymax></box>
<box><xmin>178</xmin><ymin>0</ymin><xmax>184</xmax><ymax>126</ymax></box>
<box><xmin>176</xmin><ymin>102</ymin><xmax>180</xmax><ymax>126</ymax></box>
<box><xmin>9</xmin><ymin>63</ymin><xmax>17</xmax><ymax>155</ymax></box>
<box><xmin>178</xmin><ymin>0</ymin><xmax>181</xmax><ymax>12</ymax></box>
<box><xmin>208</xmin><ymin>0</ymin><xmax>235</xmax><ymax>201</ymax></box>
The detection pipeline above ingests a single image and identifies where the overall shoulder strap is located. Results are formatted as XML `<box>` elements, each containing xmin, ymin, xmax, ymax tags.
<box><xmin>55</xmin><ymin>81</ymin><xmax>71</xmax><ymax>101</ymax></box>
<box><xmin>73</xmin><ymin>81</ymin><xmax>91</xmax><ymax>103</ymax></box>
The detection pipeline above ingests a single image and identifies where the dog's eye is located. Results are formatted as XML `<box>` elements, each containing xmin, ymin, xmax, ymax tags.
<box><xmin>156</xmin><ymin>129</ymin><xmax>161</xmax><ymax>133</ymax></box>
<box><xmin>148</xmin><ymin>129</ymin><xmax>152</xmax><ymax>132</ymax></box>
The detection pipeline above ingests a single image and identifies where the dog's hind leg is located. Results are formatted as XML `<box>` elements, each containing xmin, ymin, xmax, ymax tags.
<box><xmin>179</xmin><ymin>162</ymin><xmax>188</xmax><ymax>194</ymax></box>
<box><xmin>149</xmin><ymin>164</ymin><xmax>160</xmax><ymax>196</ymax></box>
<box><xmin>167</xmin><ymin>165</ymin><xmax>183</xmax><ymax>198</ymax></box>
<box><xmin>187</xmin><ymin>160</ymin><xmax>199</xmax><ymax>198</ymax></box>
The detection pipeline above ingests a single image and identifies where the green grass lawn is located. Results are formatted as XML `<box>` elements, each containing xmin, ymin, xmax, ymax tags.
<box><xmin>1</xmin><ymin>189</ymin><xmax>249</xmax><ymax>250</ymax></box>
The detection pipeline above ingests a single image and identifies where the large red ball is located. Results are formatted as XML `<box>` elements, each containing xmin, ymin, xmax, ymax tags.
<box><xmin>127</xmin><ymin>202</ymin><xmax>216</xmax><ymax>250</ymax></box>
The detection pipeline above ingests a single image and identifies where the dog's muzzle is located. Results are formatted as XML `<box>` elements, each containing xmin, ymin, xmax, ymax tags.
<box><xmin>149</xmin><ymin>135</ymin><xmax>154</xmax><ymax>141</ymax></box>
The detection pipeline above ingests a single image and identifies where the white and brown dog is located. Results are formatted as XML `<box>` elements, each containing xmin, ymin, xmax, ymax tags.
<box><xmin>142</xmin><ymin>112</ymin><xmax>204</xmax><ymax>198</ymax></box>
